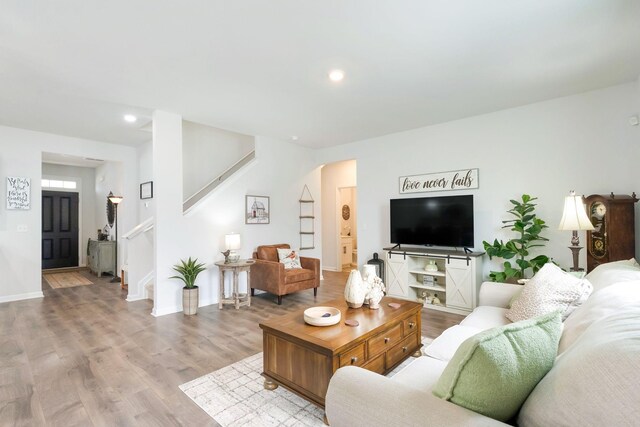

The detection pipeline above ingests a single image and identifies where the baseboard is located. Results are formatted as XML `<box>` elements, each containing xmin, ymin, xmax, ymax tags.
<box><xmin>151</xmin><ymin>298</ymin><xmax>218</xmax><ymax>316</ymax></box>
<box><xmin>151</xmin><ymin>305</ymin><xmax>182</xmax><ymax>317</ymax></box>
<box><xmin>0</xmin><ymin>291</ymin><xmax>44</xmax><ymax>303</ymax></box>
<box><xmin>323</xmin><ymin>266</ymin><xmax>339</xmax><ymax>272</ymax></box>
<box><xmin>126</xmin><ymin>293</ymin><xmax>146</xmax><ymax>302</ymax></box>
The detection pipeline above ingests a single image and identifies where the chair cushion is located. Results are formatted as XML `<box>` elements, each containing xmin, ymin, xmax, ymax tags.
<box><xmin>432</xmin><ymin>311</ymin><xmax>562</xmax><ymax>422</ymax></box>
<box><xmin>584</xmin><ymin>258</ymin><xmax>640</xmax><ymax>292</ymax></box>
<box><xmin>518</xmin><ymin>308</ymin><xmax>640</xmax><ymax>427</ymax></box>
<box><xmin>256</xmin><ymin>244</ymin><xmax>290</xmax><ymax>262</ymax></box>
<box><xmin>559</xmin><ymin>281</ymin><xmax>640</xmax><ymax>353</ymax></box>
<box><xmin>425</xmin><ymin>325</ymin><xmax>483</xmax><ymax>362</ymax></box>
<box><xmin>506</xmin><ymin>263</ymin><xmax>592</xmax><ymax>322</ymax></box>
<box><xmin>391</xmin><ymin>356</ymin><xmax>448</xmax><ymax>392</ymax></box>
<box><xmin>460</xmin><ymin>306</ymin><xmax>511</xmax><ymax>331</ymax></box>
<box><xmin>283</xmin><ymin>268</ymin><xmax>315</xmax><ymax>284</ymax></box>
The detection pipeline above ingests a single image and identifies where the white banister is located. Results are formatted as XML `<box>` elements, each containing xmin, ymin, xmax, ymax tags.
<box><xmin>123</xmin><ymin>217</ymin><xmax>154</xmax><ymax>240</ymax></box>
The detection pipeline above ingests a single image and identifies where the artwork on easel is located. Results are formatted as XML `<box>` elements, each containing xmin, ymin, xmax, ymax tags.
<box><xmin>6</xmin><ymin>177</ymin><xmax>31</xmax><ymax>210</ymax></box>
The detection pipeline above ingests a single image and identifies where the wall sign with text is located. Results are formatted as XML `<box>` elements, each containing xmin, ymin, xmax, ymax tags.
<box><xmin>399</xmin><ymin>168</ymin><xmax>479</xmax><ymax>194</ymax></box>
<box><xmin>6</xmin><ymin>176</ymin><xmax>31</xmax><ymax>209</ymax></box>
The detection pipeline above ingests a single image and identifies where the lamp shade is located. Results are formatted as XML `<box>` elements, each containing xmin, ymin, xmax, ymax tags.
<box><xmin>558</xmin><ymin>193</ymin><xmax>594</xmax><ymax>231</ymax></box>
<box><xmin>108</xmin><ymin>194</ymin><xmax>123</xmax><ymax>204</ymax></box>
<box><xmin>225</xmin><ymin>233</ymin><xmax>241</xmax><ymax>250</ymax></box>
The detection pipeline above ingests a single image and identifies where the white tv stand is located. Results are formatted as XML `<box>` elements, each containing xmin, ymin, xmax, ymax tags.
<box><xmin>383</xmin><ymin>247</ymin><xmax>484</xmax><ymax>315</ymax></box>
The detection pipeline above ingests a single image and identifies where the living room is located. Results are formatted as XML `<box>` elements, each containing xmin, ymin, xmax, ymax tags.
<box><xmin>0</xmin><ymin>2</ymin><xmax>639</xmax><ymax>426</ymax></box>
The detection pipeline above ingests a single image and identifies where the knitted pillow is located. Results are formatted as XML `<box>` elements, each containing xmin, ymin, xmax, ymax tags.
<box><xmin>433</xmin><ymin>311</ymin><xmax>562</xmax><ymax>422</ymax></box>
<box><xmin>506</xmin><ymin>263</ymin><xmax>592</xmax><ymax>322</ymax></box>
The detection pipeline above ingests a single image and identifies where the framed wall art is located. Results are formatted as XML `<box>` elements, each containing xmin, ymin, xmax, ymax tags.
<box><xmin>246</xmin><ymin>195</ymin><xmax>270</xmax><ymax>224</ymax></box>
<box><xmin>6</xmin><ymin>176</ymin><xmax>31</xmax><ymax>210</ymax></box>
<box><xmin>140</xmin><ymin>181</ymin><xmax>153</xmax><ymax>199</ymax></box>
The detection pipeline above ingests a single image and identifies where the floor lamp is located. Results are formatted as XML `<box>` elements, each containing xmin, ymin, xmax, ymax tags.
<box><xmin>108</xmin><ymin>192</ymin><xmax>124</xmax><ymax>283</ymax></box>
<box><xmin>558</xmin><ymin>191</ymin><xmax>594</xmax><ymax>272</ymax></box>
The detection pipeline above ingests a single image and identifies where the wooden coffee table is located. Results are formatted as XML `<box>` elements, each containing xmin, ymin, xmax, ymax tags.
<box><xmin>259</xmin><ymin>297</ymin><xmax>422</xmax><ymax>408</ymax></box>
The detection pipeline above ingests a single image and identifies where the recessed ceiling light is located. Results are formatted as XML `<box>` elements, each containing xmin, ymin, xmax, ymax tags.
<box><xmin>291</xmin><ymin>136</ymin><xmax>299</xmax><ymax>141</ymax></box>
<box><xmin>124</xmin><ymin>114</ymin><xmax>137</xmax><ymax>123</ymax></box>
<box><xmin>328</xmin><ymin>69</ymin><xmax>345</xmax><ymax>82</ymax></box>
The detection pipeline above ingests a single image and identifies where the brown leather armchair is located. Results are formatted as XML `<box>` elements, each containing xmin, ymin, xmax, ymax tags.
<box><xmin>251</xmin><ymin>244</ymin><xmax>320</xmax><ymax>304</ymax></box>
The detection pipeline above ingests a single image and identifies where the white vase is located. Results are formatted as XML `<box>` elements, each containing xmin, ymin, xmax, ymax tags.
<box><xmin>368</xmin><ymin>287</ymin><xmax>384</xmax><ymax>309</ymax></box>
<box><xmin>344</xmin><ymin>270</ymin><xmax>366</xmax><ymax>308</ymax></box>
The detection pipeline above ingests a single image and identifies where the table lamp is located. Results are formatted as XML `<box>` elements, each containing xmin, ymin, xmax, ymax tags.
<box><xmin>225</xmin><ymin>233</ymin><xmax>241</xmax><ymax>263</ymax></box>
<box><xmin>558</xmin><ymin>191</ymin><xmax>594</xmax><ymax>271</ymax></box>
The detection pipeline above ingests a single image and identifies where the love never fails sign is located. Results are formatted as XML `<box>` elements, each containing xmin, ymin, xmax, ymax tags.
<box><xmin>399</xmin><ymin>169</ymin><xmax>479</xmax><ymax>194</ymax></box>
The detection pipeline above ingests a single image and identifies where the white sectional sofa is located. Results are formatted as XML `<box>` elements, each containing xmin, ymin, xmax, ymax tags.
<box><xmin>326</xmin><ymin>260</ymin><xmax>640</xmax><ymax>427</ymax></box>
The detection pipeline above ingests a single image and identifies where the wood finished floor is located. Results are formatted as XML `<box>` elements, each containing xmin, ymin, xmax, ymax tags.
<box><xmin>0</xmin><ymin>269</ymin><xmax>464</xmax><ymax>426</ymax></box>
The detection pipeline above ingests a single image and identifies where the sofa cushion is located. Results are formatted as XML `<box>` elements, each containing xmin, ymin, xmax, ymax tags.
<box><xmin>460</xmin><ymin>306</ymin><xmax>511</xmax><ymax>331</ymax></box>
<box><xmin>256</xmin><ymin>244</ymin><xmax>290</xmax><ymax>262</ymax></box>
<box><xmin>559</xmin><ymin>281</ymin><xmax>640</xmax><ymax>353</ymax></box>
<box><xmin>391</xmin><ymin>356</ymin><xmax>448</xmax><ymax>391</ymax></box>
<box><xmin>283</xmin><ymin>268</ymin><xmax>315</xmax><ymax>284</ymax></box>
<box><xmin>506</xmin><ymin>263</ymin><xmax>592</xmax><ymax>322</ymax></box>
<box><xmin>277</xmin><ymin>248</ymin><xmax>303</xmax><ymax>269</ymax></box>
<box><xmin>518</xmin><ymin>308</ymin><xmax>640</xmax><ymax>427</ymax></box>
<box><xmin>433</xmin><ymin>311</ymin><xmax>562</xmax><ymax>422</ymax></box>
<box><xmin>584</xmin><ymin>258</ymin><xmax>640</xmax><ymax>292</ymax></box>
<box><xmin>425</xmin><ymin>325</ymin><xmax>483</xmax><ymax>362</ymax></box>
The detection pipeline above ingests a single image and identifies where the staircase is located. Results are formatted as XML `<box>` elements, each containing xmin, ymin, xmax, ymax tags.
<box><xmin>122</xmin><ymin>217</ymin><xmax>154</xmax><ymax>302</ymax></box>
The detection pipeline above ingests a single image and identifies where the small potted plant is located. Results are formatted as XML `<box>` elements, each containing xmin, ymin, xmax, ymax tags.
<box><xmin>170</xmin><ymin>257</ymin><xmax>206</xmax><ymax>315</ymax></box>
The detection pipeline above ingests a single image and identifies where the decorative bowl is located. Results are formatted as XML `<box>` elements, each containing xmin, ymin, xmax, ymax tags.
<box><xmin>303</xmin><ymin>306</ymin><xmax>341</xmax><ymax>327</ymax></box>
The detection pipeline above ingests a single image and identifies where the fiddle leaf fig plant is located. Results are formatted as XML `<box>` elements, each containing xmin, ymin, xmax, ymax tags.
<box><xmin>170</xmin><ymin>257</ymin><xmax>206</xmax><ymax>289</ymax></box>
<box><xmin>483</xmin><ymin>194</ymin><xmax>551</xmax><ymax>282</ymax></box>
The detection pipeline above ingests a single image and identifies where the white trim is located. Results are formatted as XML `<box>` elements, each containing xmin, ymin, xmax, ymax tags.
<box><xmin>323</xmin><ymin>266</ymin><xmax>339</xmax><ymax>272</ymax></box>
<box><xmin>151</xmin><ymin>305</ymin><xmax>182</xmax><ymax>317</ymax></box>
<box><xmin>0</xmin><ymin>291</ymin><xmax>44</xmax><ymax>303</ymax></box>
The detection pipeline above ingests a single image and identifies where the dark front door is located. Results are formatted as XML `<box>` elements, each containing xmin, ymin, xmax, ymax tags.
<box><xmin>42</xmin><ymin>191</ymin><xmax>79</xmax><ymax>269</ymax></box>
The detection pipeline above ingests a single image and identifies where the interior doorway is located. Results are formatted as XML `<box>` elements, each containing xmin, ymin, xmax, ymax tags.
<box><xmin>42</xmin><ymin>190</ymin><xmax>79</xmax><ymax>269</ymax></box>
<box><xmin>320</xmin><ymin>159</ymin><xmax>357</xmax><ymax>272</ymax></box>
<box><xmin>338</xmin><ymin>186</ymin><xmax>357</xmax><ymax>271</ymax></box>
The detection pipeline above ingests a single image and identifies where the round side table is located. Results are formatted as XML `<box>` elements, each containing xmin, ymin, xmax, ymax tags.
<box><xmin>215</xmin><ymin>260</ymin><xmax>254</xmax><ymax>309</ymax></box>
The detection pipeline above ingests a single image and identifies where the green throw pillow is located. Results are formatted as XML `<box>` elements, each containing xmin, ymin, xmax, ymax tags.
<box><xmin>432</xmin><ymin>311</ymin><xmax>562</xmax><ymax>422</ymax></box>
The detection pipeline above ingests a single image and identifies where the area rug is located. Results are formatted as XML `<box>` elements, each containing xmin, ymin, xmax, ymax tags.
<box><xmin>180</xmin><ymin>337</ymin><xmax>433</xmax><ymax>426</ymax></box>
<box><xmin>43</xmin><ymin>272</ymin><xmax>93</xmax><ymax>289</ymax></box>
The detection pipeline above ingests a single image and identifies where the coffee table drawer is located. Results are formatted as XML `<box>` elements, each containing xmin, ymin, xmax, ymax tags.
<box><xmin>339</xmin><ymin>343</ymin><xmax>365</xmax><ymax>367</ymax></box>
<box><xmin>362</xmin><ymin>353</ymin><xmax>386</xmax><ymax>375</ymax></box>
<box><xmin>403</xmin><ymin>315</ymin><xmax>418</xmax><ymax>336</ymax></box>
<box><xmin>368</xmin><ymin>322</ymin><xmax>402</xmax><ymax>358</ymax></box>
<box><xmin>386</xmin><ymin>333</ymin><xmax>419</xmax><ymax>368</ymax></box>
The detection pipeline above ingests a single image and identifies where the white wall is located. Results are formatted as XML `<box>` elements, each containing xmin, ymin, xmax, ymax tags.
<box><xmin>136</xmin><ymin>140</ymin><xmax>154</xmax><ymax>223</ymax></box>
<box><xmin>41</xmin><ymin>163</ymin><xmax>96</xmax><ymax>266</ymax></box>
<box><xmin>182</xmin><ymin>120</ymin><xmax>255</xmax><ymax>200</ymax></box>
<box><xmin>317</xmin><ymin>82</ymin><xmax>640</xmax><ymax>278</ymax></box>
<box><xmin>321</xmin><ymin>160</ymin><xmax>356</xmax><ymax>271</ymax></box>
<box><xmin>0</xmin><ymin>125</ymin><xmax>137</xmax><ymax>302</ymax></box>
<box><xmin>152</xmin><ymin>111</ymin><xmax>321</xmax><ymax>316</ymax></box>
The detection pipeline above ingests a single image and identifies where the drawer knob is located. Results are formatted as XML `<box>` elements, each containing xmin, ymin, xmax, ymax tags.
<box><xmin>351</xmin><ymin>356</ymin><xmax>358</xmax><ymax>364</ymax></box>
<box><xmin>384</xmin><ymin>337</ymin><xmax>390</xmax><ymax>344</ymax></box>
<box><xmin>408</xmin><ymin>322</ymin><xmax>415</xmax><ymax>329</ymax></box>
<box><xmin>402</xmin><ymin>346</ymin><xmax>408</xmax><ymax>353</ymax></box>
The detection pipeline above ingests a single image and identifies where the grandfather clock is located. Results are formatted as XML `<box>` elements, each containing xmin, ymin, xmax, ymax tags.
<box><xmin>584</xmin><ymin>193</ymin><xmax>638</xmax><ymax>272</ymax></box>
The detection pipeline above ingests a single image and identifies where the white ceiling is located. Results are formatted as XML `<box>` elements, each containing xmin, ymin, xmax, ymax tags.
<box><xmin>1</xmin><ymin>1</ymin><xmax>639</xmax><ymax>148</ymax></box>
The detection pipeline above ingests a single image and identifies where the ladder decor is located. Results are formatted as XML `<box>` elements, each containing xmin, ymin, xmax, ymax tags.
<box><xmin>299</xmin><ymin>185</ymin><xmax>315</xmax><ymax>250</ymax></box>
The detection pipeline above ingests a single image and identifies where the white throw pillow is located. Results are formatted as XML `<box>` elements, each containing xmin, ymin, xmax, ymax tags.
<box><xmin>506</xmin><ymin>263</ymin><xmax>593</xmax><ymax>322</ymax></box>
<box><xmin>584</xmin><ymin>258</ymin><xmax>640</xmax><ymax>293</ymax></box>
<box><xmin>277</xmin><ymin>248</ymin><xmax>303</xmax><ymax>269</ymax></box>
<box><xmin>518</xmin><ymin>308</ymin><xmax>640</xmax><ymax>427</ymax></box>
<box><xmin>559</xmin><ymin>281</ymin><xmax>640</xmax><ymax>353</ymax></box>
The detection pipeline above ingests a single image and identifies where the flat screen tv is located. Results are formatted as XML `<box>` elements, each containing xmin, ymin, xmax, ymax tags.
<box><xmin>390</xmin><ymin>195</ymin><xmax>474</xmax><ymax>248</ymax></box>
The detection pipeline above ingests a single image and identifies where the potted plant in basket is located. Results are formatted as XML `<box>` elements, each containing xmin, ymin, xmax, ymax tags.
<box><xmin>170</xmin><ymin>257</ymin><xmax>206</xmax><ymax>315</ymax></box>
